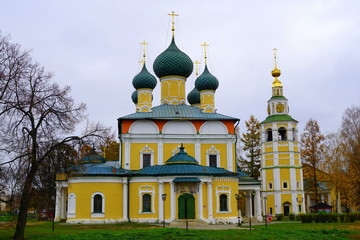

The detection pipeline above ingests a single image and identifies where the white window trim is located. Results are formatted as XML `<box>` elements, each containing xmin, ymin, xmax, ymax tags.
<box><xmin>216</xmin><ymin>186</ymin><xmax>231</xmax><ymax>213</ymax></box>
<box><xmin>282</xmin><ymin>181</ymin><xmax>289</xmax><ymax>189</ymax></box>
<box><xmin>206</xmin><ymin>146</ymin><xmax>220</xmax><ymax>167</ymax></box>
<box><xmin>140</xmin><ymin>145</ymin><xmax>154</xmax><ymax>168</ymax></box>
<box><xmin>91</xmin><ymin>192</ymin><xmax>105</xmax><ymax>218</ymax></box>
<box><xmin>67</xmin><ymin>193</ymin><xmax>76</xmax><ymax>218</ymax></box>
<box><xmin>268</xmin><ymin>181</ymin><xmax>273</xmax><ymax>190</ymax></box>
<box><xmin>138</xmin><ymin>185</ymin><xmax>155</xmax><ymax>214</ymax></box>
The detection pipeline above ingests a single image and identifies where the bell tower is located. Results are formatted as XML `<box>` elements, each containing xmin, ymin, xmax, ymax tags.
<box><xmin>260</xmin><ymin>49</ymin><xmax>305</xmax><ymax>216</ymax></box>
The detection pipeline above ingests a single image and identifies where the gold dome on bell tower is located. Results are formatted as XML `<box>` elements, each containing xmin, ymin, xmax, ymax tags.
<box><xmin>271</xmin><ymin>48</ymin><xmax>283</xmax><ymax>90</ymax></box>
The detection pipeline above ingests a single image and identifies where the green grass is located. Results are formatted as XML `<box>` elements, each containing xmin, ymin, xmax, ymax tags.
<box><xmin>0</xmin><ymin>221</ymin><xmax>359</xmax><ymax>240</ymax></box>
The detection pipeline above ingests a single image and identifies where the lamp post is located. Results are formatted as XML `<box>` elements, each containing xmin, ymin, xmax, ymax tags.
<box><xmin>162</xmin><ymin>193</ymin><xmax>167</xmax><ymax>227</ymax></box>
<box><xmin>296</xmin><ymin>197</ymin><xmax>303</xmax><ymax>213</ymax></box>
<box><xmin>264</xmin><ymin>196</ymin><xmax>268</xmax><ymax>229</ymax></box>
<box><xmin>235</xmin><ymin>193</ymin><xmax>241</xmax><ymax>226</ymax></box>
<box><xmin>51</xmin><ymin>195</ymin><xmax>55</xmax><ymax>232</ymax></box>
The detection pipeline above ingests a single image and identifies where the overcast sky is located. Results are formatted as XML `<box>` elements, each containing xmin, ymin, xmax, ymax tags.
<box><xmin>1</xmin><ymin>0</ymin><xmax>359</xmax><ymax>137</ymax></box>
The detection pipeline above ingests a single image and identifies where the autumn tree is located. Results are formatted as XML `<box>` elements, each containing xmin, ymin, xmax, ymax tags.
<box><xmin>240</xmin><ymin>115</ymin><xmax>261</xmax><ymax>178</ymax></box>
<box><xmin>0</xmin><ymin>32</ymin><xmax>109</xmax><ymax>240</ymax></box>
<box><xmin>301</xmin><ymin>119</ymin><xmax>325</xmax><ymax>205</ymax></box>
<box><xmin>340</xmin><ymin>106</ymin><xmax>360</xmax><ymax>205</ymax></box>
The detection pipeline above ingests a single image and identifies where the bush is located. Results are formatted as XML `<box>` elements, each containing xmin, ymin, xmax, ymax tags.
<box><xmin>289</xmin><ymin>213</ymin><xmax>296</xmax><ymax>221</ymax></box>
<box><xmin>328</xmin><ymin>213</ymin><xmax>338</xmax><ymax>223</ymax></box>
<box><xmin>275</xmin><ymin>214</ymin><xmax>283</xmax><ymax>221</ymax></box>
<box><xmin>348</xmin><ymin>213</ymin><xmax>356</xmax><ymax>222</ymax></box>
<box><xmin>339</xmin><ymin>213</ymin><xmax>346</xmax><ymax>223</ymax></box>
<box><xmin>298</xmin><ymin>213</ymin><xmax>313</xmax><ymax>223</ymax></box>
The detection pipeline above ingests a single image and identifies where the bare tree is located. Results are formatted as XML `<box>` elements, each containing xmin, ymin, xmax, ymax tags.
<box><xmin>340</xmin><ymin>106</ymin><xmax>360</xmax><ymax>205</ymax></box>
<box><xmin>0</xmin><ymin>32</ymin><xmax>110</xmax><ymax>240</ymax></box>
<box><xmin>301</xmin><ymin>119</ymin><xmax>325</xmax><ymax>206</ymax></box>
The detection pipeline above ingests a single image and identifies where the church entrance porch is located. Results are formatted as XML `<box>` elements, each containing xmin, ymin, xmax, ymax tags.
<box><xmin>283</xmin><ymin>202</ymin><xmax>291</xmax><ymax>216</ymax></box>
<box><xmin>178</xmin><ymin>193</ymin><xmax>195</xmax><ymax>219</ymax></box>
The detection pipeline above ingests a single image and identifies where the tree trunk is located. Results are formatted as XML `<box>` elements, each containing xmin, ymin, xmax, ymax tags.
<box><xmin>13</xmin><ymin>162</ymin><xmax>38</xmax><ymax>240</ymax></box>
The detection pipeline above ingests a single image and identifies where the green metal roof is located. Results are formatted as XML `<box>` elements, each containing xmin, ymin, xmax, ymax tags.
<box><xmin>118</xmin><ymin>104</ymin><xmax>239</xmax><ymax>121</ymax></box>
<box><xmin>153</xmin><ymin>37</ymin><xmax>193</xmax><ymax>78</ymax></box>
<box><xmin>134</xmin><ymin>164</ymin><xmax>238</xmax><ymax>177</ymax></box>
<box><xmin>173</xmin><ymin>177</ymin><xmax>201</xmax><ymax>183</ymax></box>
<box><xmin>166</xmin><ymin>146</ymin><xmax>198</xmax><ymax>164</ymax></box>
<box><xmin>237</xmin><ymin>169</ymin><xmax>261</xmax><ymax>183</ymax></box>
<box><xmin>131</xmin><ymin>90</ymin><xmax>138</xmax><ymax>104</ymax></box>
<box><xmin>195</xmin><ymin>65</ymin><xmax>219</xmax><ymax>91</ymax></box>
<box><xmin>79</xmin><ymin>149</ymin><xmax>107</xmax><ymax>164</ymax></box>
<box><xmin>69</xmin><ymin>163</ymin><xmax>130</xmax><ymax>176</ymax></box>
<box><xmin>132</xmin><ymin>64</ymin><xmax>157</xmax><ymax>89</ymax></box>
<box><xmin>187</xmin><ymin>87</ymin><xmax>200</xmax><ymax>105</ymax></box>
<box><xmin>269</xmin><ymin>96</ymin><xmax>287</xmax><ymax>100</ymax></box>
<box><xmin>261</xmin><ymin>114</ymin><xmax>298</xmax><ymax>124</ymax></box>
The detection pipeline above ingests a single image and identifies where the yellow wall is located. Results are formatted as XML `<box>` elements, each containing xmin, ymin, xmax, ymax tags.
<box><xmin>161</xmin><ymin>78</ymin><xmax>186</xmax><ymax>103</ymax></box>
<box><xmin>266</xmin><ymin>169</ymin><xmax>274</xmax><ymax>190</ymax></box>
<box><xmin>130</xmin><ymin>143</ymin><xmax>158</xmax><ymax>170</ymax></box>
<box><xmin>200</xmin><ymin>143</ymin><xmax>227</xmax><ymax>168</ymax></box>
<box><xmin>68</xmin><ymin>182</ymin><xmax>123</xmax><ymax>220</ymax></box>
<box><xmin>202</xmin><ymin>183</ymin><xmax>208</xmax><ymax>219</ymax></box>
<box><xmin>266</xmin><ymin>194</ymin><xmax>275</xmax><ymax>213</ymax></box>
<box><xmin>129</xmin><ymin>182</ymin><xmax>158</xmax><ymax>219</ymax></box>
<box><xmin>281</xmin><ymin>194</ymin><xmax>292</xmax><ymax>204</ymax></box>
<box><xmin>212</xmin><ymin>179</ymin><xmax>238</xmax><ymax>218</ymax></box>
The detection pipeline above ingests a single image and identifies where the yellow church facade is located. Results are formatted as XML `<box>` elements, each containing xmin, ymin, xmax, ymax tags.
<box><xmin>55</xmin><ymin>14</ymin><xmax>306</xmax><ymax>225</ymax></box>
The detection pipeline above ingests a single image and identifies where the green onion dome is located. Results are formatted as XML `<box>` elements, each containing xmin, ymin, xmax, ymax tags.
<box><xmin>79</xmin><ymin>148</ymin><xmax>107</xmax><ymax>164</ymax></box>
<box><xmin>165</xmin><ymin>146</ymin><xmax>198</xmax><ymax>164</ymax></box>
<box><xmin>153</xmin><ymin>37</ymin><xmax>193</xmax><ymax>79</ymax></box>
<box><xmin>132</xmin><ymin>64</ymin><xmax>157</xmax><ymax>89</ymax></box>
<box><xmin>131</xmin><ymin>90</ymin><xmax>138</xmax><ymax>104</ymax></box>
<box><xmin>187</xmin><ymin>87</ymin><xmax>200</xmax><ymax>105</ymax></box>
<box><xmin>195</xmin><ymin>65</ymin><xmax>219</xmax><ymax>91</ymax></box>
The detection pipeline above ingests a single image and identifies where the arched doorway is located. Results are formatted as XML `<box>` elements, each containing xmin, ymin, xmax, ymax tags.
<box><xmin>178</xmin><ymin>193</ymin><xmax>195</xmax><ymax>219</ymax></box>
<box><xmin>283</xmin><ymin>202</ymin><xmax>291</xmax><ymax>216</ymax></box>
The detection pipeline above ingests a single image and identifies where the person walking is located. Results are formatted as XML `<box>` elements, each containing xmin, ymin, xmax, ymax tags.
<box><xmin>267</xmin><ymin>212</ymin><xmax>272</xmax><ymax>223</ymax></box>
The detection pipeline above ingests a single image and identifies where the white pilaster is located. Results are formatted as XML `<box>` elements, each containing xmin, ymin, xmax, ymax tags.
<box><xmin>198</xmin><ymin>182</ymin><xmax>203</xmax><ymax>220</ymax></box>
<box><xmin>275</xmin><ymin>193</ymin><xmax>281</xmax><ymax>214</ymax></box>
<box><xmin>227</xmin><ymin>142</ymin><xmax>233</xmax><ymax>171</ymax></box>
<box><xmin>207</xmin><ymin>182</ymin><xmax>213</xmax><ymax>222</ymax></box>
<box><xmin>170</xmin><ymin>182</ymin><xmax>175</xmax><ymax>220</ymax></box>
<box><xmin>123</xmin><ymin>181</ymin><xmax>128</xmax><ymax>220</ymax></box>
<box><xmin>158</xmin><ymin>182</ymin><xmax>164</xmax><ymax>222</ymax></box>
<box><xmin>292</xmin><ymin>193</ymin><xmax>298</xmax><ymax>214</ymax></box>
<box><xmin>158</xmin><ymin>142</ymin><xmax>163</xmax><ymax>165</ymax></box>
<box><xmin>195</xmin><ymin>141</ymin><xmax>201</xmax><ymax>161</ymax></box>
<box><xmin>124</xmin><ymin>141</ymin><xmax>130</xmax><ymax>169</ymax></box>
<box><xmin>273</xmin><ymin>168</ymin><xmax>280</xmax><ymax>191</ymax></box>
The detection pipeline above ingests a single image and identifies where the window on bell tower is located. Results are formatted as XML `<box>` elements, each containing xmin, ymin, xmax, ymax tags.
<box><xmin>278</xmin><ymin>127</ymin><xmax>287</xmax><ymax>141</ymax></box>
<box><xmin>266</xmin><ymin>129</ymin><xmax>273</xmax><ymax>141</ymax></box>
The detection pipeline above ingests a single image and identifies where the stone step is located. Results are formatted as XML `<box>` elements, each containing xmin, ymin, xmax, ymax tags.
<box><xmin>170</xmin><ymin>219</ymin><xmax>208</xmax><ymax>226</ymax></box>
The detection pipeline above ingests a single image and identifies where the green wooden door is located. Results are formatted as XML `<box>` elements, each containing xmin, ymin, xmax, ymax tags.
<box><xmin>178</xmin><ymin>193</ymin><xmax>195</xmax><ymax>219</ymax></box>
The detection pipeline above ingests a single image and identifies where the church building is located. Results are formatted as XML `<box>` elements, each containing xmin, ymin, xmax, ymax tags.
<box><xmin>55</xmin><ymin>13</ymin><xmax>305</xmax><ymax>224</ymax></box>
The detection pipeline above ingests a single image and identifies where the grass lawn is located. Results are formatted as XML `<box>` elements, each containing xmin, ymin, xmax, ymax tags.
<box><xmin>0</xmin><ymin>221</ymin><xmax>359</xmax><ymax>240</ymax></box>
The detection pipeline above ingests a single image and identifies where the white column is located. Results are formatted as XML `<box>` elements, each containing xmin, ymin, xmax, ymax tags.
<box><xmin>54</xmin><ymin>186</ymin><xmax>61</xmax><ymax>221</ymax></box>
<box><xmin>207</xmin><ymin>182</ymin><xmax>213</xmax><ymax>223</ymax></box>
<box><xmin>198</xmin><ymin>183</ymin><xmax>203</xmax><ymax>220</ymax></box>
<box><xmin>227</xmin><ymin>142</ymin><xmax>233</xmax><ymax>171</ymax></box>
<box><xmin>60</xmin><ymin>188</ymin><xmax>66</xmax><ymax>219</ymax></box>
<box><xmin>255</xmin><ymin>190</ymin><xmax>262</xmax><ymax>220</ymax></box>
<box><xmin>292</xmin><ymin>193</ymin><xmax>298</xmax><ymax>214</ymax></box>
<box><xmin>275</xmin><ymin>193</ymin><xmax>281</xmax><ymax>214</ymax></box>
<box><xmin>158</xmin><ymin>142</ymin><xmax>163</xmax><ymax>165</ymax></box>
<box><xmin>123</xmin><ymin>180</ymin><xmax>128</xmax><ymax>220</ymax></box>
<box><xmin>158</xmin><ymin>182</ymin><xmax>164</xmax><ymax>222</ymax></box>
<box><xmin>170</xmin><ymin>182</ymin><xmax>175</xmax><ymax>220</ymax></box>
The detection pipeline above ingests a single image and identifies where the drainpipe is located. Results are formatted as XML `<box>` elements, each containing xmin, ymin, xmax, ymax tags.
<box><xmin>234</xmin><ymin>119</ymin><xmax>240</xmax><ymax>171</ymax></box>
<box><xmin>127</xmin><ymin>173</ymin><xmax>132</xmax><ymax>222</ymax></box>
<box><xmin>118</xmin><ymin>120</ymin><xmax>123</xmax><ymax>168</ymax></box>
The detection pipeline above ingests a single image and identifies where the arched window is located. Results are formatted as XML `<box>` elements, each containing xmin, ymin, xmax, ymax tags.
<box><xmin>142</xmin><ymin>194</ymin><xmax>151</xmax><ymax>212</ymax></box>
<box><xmin>219</xmin><ymin>194</ymin><xmax>228</xmax><ymax>211</ymax></box>
<box><xmin>292</xmin><ymin>128</ymin><xmax>296</xmax><ymax>141</ymax></box>
<box><xmin>267</xmin><ymin>129</ymin><xmax>273</xmax><ymax>141</ymax></box>
<box><xmin>93</xmin><ymin>194</ymin><xmax>103</xmax><ymax>213</ymax></box>
<box><xmin>278</xmin><ymin>127</ymin><xmax>287</xmax><ymax>141</ymax></box>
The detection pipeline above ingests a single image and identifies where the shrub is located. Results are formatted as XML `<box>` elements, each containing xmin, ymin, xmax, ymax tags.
<box><xmin>348</xmin><ymin>213</ymin><xmax>356</xmax><ymax>222</ymax></box>
<box><xmin>275</xmin><ymin>214</ymin><xmax>283</xmax><ymax>221</ymax></box>
<box><xmin>328</xmin><ymin>213</ymin><xmax>338</xmax><ymax>223</ymax></box>
<box><xmin>298</xmin><ymin>213</ymin><xmax>313</xmax><ymax>223</ymax></box>
<box><xmin>289</xmin><ymin>213</ymin><xmax>296</xmax><ymax>221</ymax></box>
<box><xmin>339</xmin><ymin>213</ymin><xmax>346</xmax><ymax>223</ymax></box>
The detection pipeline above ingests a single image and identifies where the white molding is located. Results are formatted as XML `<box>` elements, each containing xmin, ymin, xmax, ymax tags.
<box><xmin>69</xmin><ymin>177</ymin><xmax>123</xmax><ymax>183</ymax></box>
<box><xmin>91</xmin><ymin>192</ymin><xmax>105</xmax><ymax>217</ymax></box>
<box><xmin>215</xmin><ymin>185</ymin><xmax>232</xmax><ymax>213</ymax></box>
<box><xmin>66</xmin><ymin>219</ymin><xmax>127</xmax><ymax>224</ymax></box>
<box><xmin>138</xmin><ymin>185</ymin><xmax>155</xmax><ymax>214</ymax></box>
<box><xmin>67</xmin><ymin>193</ymin><xmax>76</xmax><ymax>218</ymax></box>
<box><xmin>129</xmin><ymin>120</ymin><xmax>159</xmax><ymax>134</ymax></box>
<box><xmin>140</xmin><ymin>145</ymin><xmax>154</xmax><ymax>168</ymax></box>
<box><xmin>206</xmin><ymin>146</ymin><xmax>220</xmax><ymax>167</ymax></box>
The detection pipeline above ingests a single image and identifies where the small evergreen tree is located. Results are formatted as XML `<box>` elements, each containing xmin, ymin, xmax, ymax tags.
<box><xmin>240</xmin><ymin>115</ymin><xmax>261</xmax><ymax>178</ymax></box>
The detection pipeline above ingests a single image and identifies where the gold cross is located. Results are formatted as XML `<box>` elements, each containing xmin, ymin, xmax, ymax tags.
<box><xmin>273</xmin><ymin>48</ymin><xmax>277</xmax><ymax>67</ymax></box>
<box><xmin>201</xmin><ymin>42</ymin><xmax>209</xmax><ymax>64</ymax></box>
<box><xmin>168</xmin><ymin>11</ymin><xmax>179</xmax><ymax>33</ymax></box>
<box><xmin>140</xmin><ymin>41</ymin><xmax>149</xmax><ymax>61</ymax></box>
<box><xmin>194</xmin><ymin>60</ymin><xmax>201</xmax><ymax>77</ymax></box>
